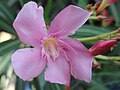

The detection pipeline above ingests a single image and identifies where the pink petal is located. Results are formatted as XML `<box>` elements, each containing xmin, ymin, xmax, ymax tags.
<box><xmin>45</xmin><ymin>54</ymin><xmax>70</xmax><ymax>86</ymax></box>
<box><xmin>62</xmin><ymin>38</ymin><xmax>93</xmax><ymax>82</ymax></box>
<box><xmin>48</xmin><ymin>5</ymin><xmax>91</xmax><ymax>38</ymax></box>
<box><xmin>11</xmin><ymin>48</ymin><xmax>47</xmax><ymax>80</ymax></box>
<box><xmin>13</xmin><ymin>1</ymin><xmax>47</xmax><ymax>46</ymax></box>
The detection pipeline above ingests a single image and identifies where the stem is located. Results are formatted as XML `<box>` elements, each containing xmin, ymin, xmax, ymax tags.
<box><xmin>76</xmin><ymin>29</ymin><xmax>118</xmax><ymax>42</ymax></box>
<box><xmin>95</xmin><ymin>55</ymin><xmax>120</xmax><ymax>61</ymax></box>
<box><xmin>66</xmin><ymin>86</ymin><xmax>70</xmax><ymax>90</ymax></box>
<box><xmin>89</xmin><ymin>16</ymin><xmax>98</xmax><ymax>20</ymax></box>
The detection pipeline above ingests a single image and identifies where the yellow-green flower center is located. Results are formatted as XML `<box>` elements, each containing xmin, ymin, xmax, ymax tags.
<box><xmin>44</xmin><ymin>38</ymin><xmax>60</xmax><ymax>60</ymax></box>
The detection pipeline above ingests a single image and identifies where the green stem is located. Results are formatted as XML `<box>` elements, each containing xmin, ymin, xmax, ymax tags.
<box><xmin>95</xmin><ymin>55</ymin><xmax>120</xmax><ymax>61</ymax></box>
<box><xmin>76</xmin><ymin>29</ymin><xmax>118</xmax><ymax>42</ymax></box>
<box><xmin>89</xmin><ymin>16</ymin><xmax>98</xmax><ymax>20</ymax></box>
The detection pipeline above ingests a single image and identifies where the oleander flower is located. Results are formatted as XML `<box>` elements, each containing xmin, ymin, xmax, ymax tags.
<box><xmin>11</xmin><ymin>1</ymin><xmax>93</xmax><ymax>85</ymax></box>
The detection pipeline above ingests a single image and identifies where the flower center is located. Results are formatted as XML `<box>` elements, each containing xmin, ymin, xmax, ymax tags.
<box><xmin>44</xmin><ymin>38</ymin><xmax>60</xmax><ymax>60</ymax></box>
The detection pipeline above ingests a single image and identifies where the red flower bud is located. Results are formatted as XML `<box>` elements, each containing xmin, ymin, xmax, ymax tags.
<box><xmin>102</xmin><ymin>17</ymin><xmax>114</xmax><ymax>27</ymax></box>
<box><xmin>94</xmin><ymin>1</ymin><xmax>102</xmax><ymax>9</ymax></box>
<box><xmin>86</xmin><ymin>4</ymin><xmax>93</xmax><ymax>11</ymax></box>
<box><xmin>105</xmin><ymin>17</ymin><xmax>114</xmax><ymax>24</ymax></box>
<box><xmin>89</xmin><ymin>40</ymin><xmax>116</xmax><ymax>56</ymax></box>
<box><xmin>102</xmin><ymin>10</ymin><xmax>108</xmax><ymax>16</ymax></box>
<box><xmin>98</xmin><ymin>15</ymin><xmax>107</xmax><ymax>20</ymax></box>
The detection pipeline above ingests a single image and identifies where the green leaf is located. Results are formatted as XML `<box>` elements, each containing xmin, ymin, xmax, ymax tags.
<box><xmin>0</xmin><ymin>39</ymin><xmax>20</xmax><ymax>56</ymax></box>
<box><xmin>71</xmin><ymin>25</ymin><xmax>109</xmax><ymax>38</ymax></box>
<box><xmin>0</xmin><ymin>12</ymin><xmax>11</xmax><ymax>25</ymax></box>
<box><xmin>0</xmin><ymin>51</ymin><xmax>12</xmax><ymax>75</ymax></box>
<box><xmin>56</xmin><ymin>0</ymin><xmax>66</xmax><ymax>8</ymax></box>
<box><xmin>32</xmin><ymin>71</ymin><xmax>46</xmax><ymax>90</ymax></box>
<box><xmin>32</xmin><ymin>78</ymin><xmax>41</xmax><ymax>90</ymax></box>
<box><xmin>44</xmin><ymin>0</ymin><xmax>53</xmax><ymax>24</ymax></box>
<box><xmin>110</xmin><ymin>42</ymin><xmax>120</xmax><ymax>56</ymax></box>
<box><xmin>78</xmin><ymin>0</ymin><xmax>89</xmax><ymax>9</ymax></box>
<box><xmin>54</xmin><ymin>84</ymin><xmax>61</xmax><ymax>90</ymax></box>
<box><xmin>15</xmin><ymin>77</ymin><xmax>25</xmax><ymax>90</ymax></box>
<box><xmin>109</xmin><ymin>4</ymin><xmax>120</xmax><ymax>27</ymax></box>
<box><xmin>0</xmin><ymin>3</ymin><xmax>14</xmax><ymax>22</ymax></box>
<box><xmin>0</xmin><ymin>20</ymin><xmax>16</xmax><ymax>35</ymax></box>
<box><xmin>19</xmin><ymin>0</ymin><xmax>24</xmax><ymax>6</ymax></box>
<box><xmin>88</xmin><ymin>80</ymin><xmax>109</xmax><ymax>90</ymax></box>
<box><xmin>0</xmin><ymin>3</ymin><xmax>16</xmax><ymax>35</ymax></box>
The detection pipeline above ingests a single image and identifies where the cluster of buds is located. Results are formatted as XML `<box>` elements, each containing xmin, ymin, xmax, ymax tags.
<box><xmin>87</xmin><ymin>0</ymin><xmax>117</xmax><ymax>14</ymax></box>
<box><xmin>86</xmin><ymin>0</ymin><xmax>119</xmax><ymax>70</ymax></box>
<box><xmin>101</xmin><ymin>10</ymin><xmax>114</xmax><ymax>27</ymax></box>
<box><xmin>86</xmin><ymin>1</ymin><xmax>101</xmax><ymax>13</ymax></box>
<box><xmin>87</xmin><ymin>0</ymin><xmax>117</xmax><ymax>27</ymax></box>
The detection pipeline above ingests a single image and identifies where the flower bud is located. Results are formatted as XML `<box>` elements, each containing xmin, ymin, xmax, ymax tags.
<box><xmin>96</xmin><ymin>0</ymin><xmax>117</xmax><ymax>14</ymax></box>
<box><xmin>93</xmin><ymin>59</ymin><xmax>101</xmax><ymax>69</ymax></box>
<box><xmin>102</xmin><ymin>10</ymin><xmax>108</xmax><ymax>16</ymax></box>
<box><xmin>98</xmin><ymin>15</ymin><xmax>107</xmax><ymax>20</ymax></box>
<box><xmin>89</xmin><ymin>40</ymin><xmax>116</xmax><ymax>56</ymax></box>
<box><xmin>94</xmin><ymin>1</ymin><xmax>102</xmax><ymax>9</ymax></box>
<box><xmin>86</xmin><ymin>4</ymin><xmax>93</xmax><ymax>11</ymax></box>
<box><xmin>102</xmin><ymin>17</ymin><xmax>114</xmax><ymax>27</ymax></box>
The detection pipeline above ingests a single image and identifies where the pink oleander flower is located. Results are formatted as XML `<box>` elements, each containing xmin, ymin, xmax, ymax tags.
<box><xmin>11</xmin><ymin>1</ymin><xmax>93</xmax><ymax>85</ymax></box>
<box><xmin>89</xmin><ymin>40</ymin><xmax>116</xmax><ymax>56</ymax></box>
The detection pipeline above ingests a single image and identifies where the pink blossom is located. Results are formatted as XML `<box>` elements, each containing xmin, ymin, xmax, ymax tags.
<box><xmin>89</xmin><ymin>40</ymin><xmax>116</xmax><ymax>56</ymax></box>
<box><xmin>11</xmin><ymin>1</ymin><xmax>93</xmax><ymax>85</ymax></box>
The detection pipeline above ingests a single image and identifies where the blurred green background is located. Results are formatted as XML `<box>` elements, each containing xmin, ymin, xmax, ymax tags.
<box><xmin>0</xmin><ymin>0</ymin><xmax>120</xmax><ymax>90</ymax></box>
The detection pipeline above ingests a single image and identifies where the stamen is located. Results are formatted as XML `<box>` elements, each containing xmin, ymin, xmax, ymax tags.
<box><xmin>44</xmin><ymin>38</ymin><xmax>60</xmax><ymax>60</ymax></box>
